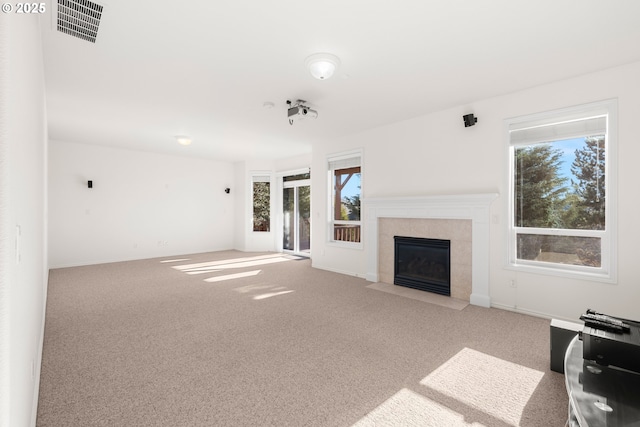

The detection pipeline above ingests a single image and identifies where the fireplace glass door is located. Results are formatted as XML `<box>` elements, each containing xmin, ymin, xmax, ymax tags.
<box><xmin>394</xmin><ymin>236</ymin><xmax>451</xmax><ymax>296</ymax></box>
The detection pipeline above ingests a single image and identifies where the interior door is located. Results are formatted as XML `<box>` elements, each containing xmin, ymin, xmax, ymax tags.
<box><xmin>282</xmin><ymin>174</ymin><xmax>310</xmax><ymax>256</ymax></box>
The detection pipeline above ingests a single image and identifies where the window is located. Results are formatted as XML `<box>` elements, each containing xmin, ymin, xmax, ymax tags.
<box><xmin>328</xmin><ymin>151</ymin><xmax>362</xmax><ymax>244</ymax></box>
<box><xmin>506</xmin><ymin>99</ymin><xmax>617</xmax><ymax>281</ymax></box>
<box><xmin>252</xmin><ymin>174</ymin><xmax>271</xmax><ymax>232</ymax></box>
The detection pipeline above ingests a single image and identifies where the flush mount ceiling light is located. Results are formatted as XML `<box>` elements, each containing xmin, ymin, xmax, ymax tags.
<box><xmin>305</xmin><ymin>53</ymin><xmax>340</xmax><ymax>80</ymax></box>
<box><xmin>175</xmin><ymin>135</ymin><xmax>192</xmax><ymax>146</ymax></box>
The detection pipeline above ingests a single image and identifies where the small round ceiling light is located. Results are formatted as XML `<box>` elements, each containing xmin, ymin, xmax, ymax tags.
<box><xmin>305</xmin><ymin>53</ymin><xmax>340</xmax><ymax>80</ymax></box>
<box><xmin>175</xmin><ymin>135</ymin><xmax>192</xmax><ymax>146</ymax></box>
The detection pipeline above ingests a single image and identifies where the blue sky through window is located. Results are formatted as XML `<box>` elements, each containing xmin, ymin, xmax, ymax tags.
<box><xmin>555</xmin><ymin>137</ymin><xmax>587</xmax><ymax>181</ymax></box>
<box><xmin>342</xmin><ymin>173</ymin><xmax>361</xmax><ymax>200</ymax></box>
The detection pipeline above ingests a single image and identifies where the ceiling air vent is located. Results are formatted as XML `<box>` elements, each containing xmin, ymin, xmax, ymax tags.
<box><xmin>57</xmin><ymin>0</ymin><xmax>104</xmax><ymax>43</ymax></box>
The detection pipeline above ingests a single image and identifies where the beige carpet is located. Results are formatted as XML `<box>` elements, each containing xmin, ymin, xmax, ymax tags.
<box><xmin>37</xmin><ymin>250</ymin><xmax>568</xmax><ymax>426</ymax></box>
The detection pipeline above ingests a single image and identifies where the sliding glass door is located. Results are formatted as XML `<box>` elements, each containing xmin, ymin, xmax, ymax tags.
<box><xmin>282</xmin><ymin>173</ymin><xmax>310</xmax><ymax>256</ymax></box>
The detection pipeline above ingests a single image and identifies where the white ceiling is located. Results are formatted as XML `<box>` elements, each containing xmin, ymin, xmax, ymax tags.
<box><xmin>40</xmin><ymin>0</ymin><xmax>640</xmax><ymax>162</ymax></box>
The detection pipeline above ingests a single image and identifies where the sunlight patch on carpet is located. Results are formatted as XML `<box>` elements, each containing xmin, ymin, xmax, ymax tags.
<box><xmin>159</xmin><ymin>258</ymin><xmax>191</xmax><ymax>263</ymax></box>
<box><xmin>234</xmin><ymin>284</ymin><xmax>295</xmax><ymax>300</ymax></box>
<box><xmin>172</xmin><ymin>254</ymin><xmax>296</xmax><ymax>271</ymax></box>
<box><xmin>203</xmin><ymin>270</ymin><xmax>262</xmax><ymax>282</ymax></box>
<box><xmin>253</xmin><ymin>289</ymin><xmax>294</xmax><ymax>300</ymax></box>
<box><xmin>234</xmin><ymin>285</ymin><xmax>293</xmax><ymax>301</ymax></box>
<box><xmin>186</xmin><ymin>268</ymin><xmax>222</xmax><ymax>275</ymax></box>
<box><xmin>234</xmin><ymin>284</ymin><xmax>273</xmax><ymax>293</ymax></box>
<box><xmin>352</xmin><ymin>388</ymin><xmax>486</xmax><ymax>427</ymax></box>
<box><xmin>183</xmin><ymin>256</ymin><xmax>292</xmax><ymax>273</ymax></box>
<box><xmin>210</xmin><ymin>256</ymin><xmax>298</xmax><ymax>270</ymax></box>
<box><xmin>420</xmin><ymin>348</ymin><xmax>544</xmax><ymax>426</ymax></box>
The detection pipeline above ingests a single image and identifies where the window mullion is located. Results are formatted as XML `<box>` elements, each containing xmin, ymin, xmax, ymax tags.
<box><xmin>514</xmin><ymin>227</ymin><xmax>604</xmax><ymax>238</ymax></box>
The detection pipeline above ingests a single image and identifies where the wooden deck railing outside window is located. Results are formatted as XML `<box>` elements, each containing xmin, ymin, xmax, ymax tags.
<box><xmin>334</xmin><ymin>224</ymin><xmax>361</xmax><ymax>243</ymax></box>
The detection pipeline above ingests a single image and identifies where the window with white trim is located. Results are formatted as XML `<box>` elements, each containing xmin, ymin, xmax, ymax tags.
<box><xmin>506</xmin><ymin>99</ymin><xmax>617</xmax><ymax>281</ymax></box>
<box><xmin>252</xmin><ymin>174</ymin><xmax>271</xmax><ymax>232</ymax></box>
<box><xmin>328</xmin><ymin>151</ymin><xmax>362</xmax><ymax>244</ymax></box>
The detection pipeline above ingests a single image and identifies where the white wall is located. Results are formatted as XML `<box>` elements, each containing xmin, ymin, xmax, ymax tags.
<box><xmin>274</xmin><ymin>153</ymin><xmax>311</xmax><ymax>172</ymax></box>
<box><xmin>233</xmin><ymin>161</ymin><xmax>247</xmax><ymax>251</ymax></box>
<box><xmin>0</xmin><ymin>13</ymin><xmax>48</xmax><ymax>427</ymax></box>
<box><xmin>312</xmin><ymin>60</ymin><xmax>640</xmax><ymax>321</ymax></box>
<box><xmin>48</xmin><ymin>141</ymin><xmax>235</xmax><ymax>267</ymax></box>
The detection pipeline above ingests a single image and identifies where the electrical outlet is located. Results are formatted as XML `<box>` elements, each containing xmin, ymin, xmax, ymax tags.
<box><xmin>509</xmin><ymin>279</ymin><xmax>517</xmax><ymax>288</ymax></box>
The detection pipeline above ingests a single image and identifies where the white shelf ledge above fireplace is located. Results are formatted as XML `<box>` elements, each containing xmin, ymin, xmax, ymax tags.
<box><xmin>362</xmin><ymin>193</ymin><xmax>498</xmax><ymax>308</ymax></box>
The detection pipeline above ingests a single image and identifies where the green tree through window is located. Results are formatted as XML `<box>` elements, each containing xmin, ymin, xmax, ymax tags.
<box><xmin>514</xmin><ymin>144</ymin><xmax>567</xmax><ymax>229</ymax></box>
<box><xmin>571</xmin><ymin>136</ymin><xmax>605</xmax><ymax>230</ymax></box>
<box><xmin>252</xmin><ymin>178</ymin><xmax>270</xmax><ymax>232</ymax></box>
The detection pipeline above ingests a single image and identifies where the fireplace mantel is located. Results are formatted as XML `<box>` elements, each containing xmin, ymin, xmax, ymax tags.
<box><xmin>362</xmin><ymin>193</ymin><xmax>498</xmax><ymax>308</ymax></box>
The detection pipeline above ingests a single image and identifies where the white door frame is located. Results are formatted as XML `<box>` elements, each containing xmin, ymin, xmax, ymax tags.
<box><xmin>276</xmin><ymin>168</ymin><xmax>311</xmax><ymax>257</ymax></box>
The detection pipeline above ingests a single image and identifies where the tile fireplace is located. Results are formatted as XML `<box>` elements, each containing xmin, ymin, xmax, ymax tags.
<box><xmin>363</xmin><ymin>193</ymin><xmax>498</xmax><ymax>308</ymax></box>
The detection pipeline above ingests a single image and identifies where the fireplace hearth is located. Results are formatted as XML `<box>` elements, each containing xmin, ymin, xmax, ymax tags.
<box><xmin>394</xmin><ymin>236</ymin><xmax>451</xmax><ymax>296</ymax></box>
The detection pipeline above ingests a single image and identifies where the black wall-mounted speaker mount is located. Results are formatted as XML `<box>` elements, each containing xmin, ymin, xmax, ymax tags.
<box><xmin>463</xmin><ymin>114</ymin><xmax>478</xmax><ymax>127</ymax></box>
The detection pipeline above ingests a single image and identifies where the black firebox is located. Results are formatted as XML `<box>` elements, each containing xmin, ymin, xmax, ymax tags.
<box><xmin>394</xmin><ymin>236</ymin><xmax>451</xmax><ymax>296</ymax></box>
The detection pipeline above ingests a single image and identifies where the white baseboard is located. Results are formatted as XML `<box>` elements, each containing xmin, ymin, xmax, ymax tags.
<box><xmin>490</xmin><ymin>302</ymin><xmax>577</xmax><ymax>323</ymax></box>
<box><xmin>310</xmin><ymin>262</ymin><xmax>367</xmax><ymax>280</ymax></box>
<box><xmin>30</xmin><ymin>274</ymin><xmax>48</xmax><ymax>427</ymax></box>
